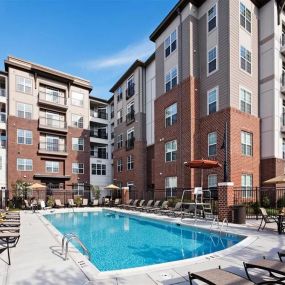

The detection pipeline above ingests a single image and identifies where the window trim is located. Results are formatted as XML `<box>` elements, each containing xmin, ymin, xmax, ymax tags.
<box><xmin>239</xmin><ymin>2</ymin><xmax>252</xmax><ymax>34</ymax></box>
<box><xmin>241</xmin><ymin>173</ymin><xmax>253</xmax><ymax>198</ymax></box>
<box><xmin>71</xmin><ymin>114</ymin><xmax>84</xmax><ymax>128</ymax></box>
<box><xmin>208</xmin><ymin>174</ymin><xmax>218</xmax><ymax>189</ymax></box>
<box><xmin>165</xmin><ymin>176</ymin><xmax>177</xmax><ymax>197</ymax></box>
<box><xmin>165</xmin><ymin>102</ymin><xmax>178</xmax><ymax>127</ymax></box>
<box><xmin>117</xmin><ymin>158</ymin><xmax>123</xmax><ymax>172</ymax></box>
<box><xmin>17</xmin><ymin>129</ymin><xmax>33</xmax><ymax>145</ymax></box>
<box><xmin>207</xmin><ymin>86</ymin><xmax>219</xmax><ymax>115</ymax></box>
<box><xmin>16</xmin><ymin>102</ymin><xmax>33</xmax><ymax>119</ymax></box>
<box><xmin>71</xmin><ymin>91</ymin><xmax>84</xmax><ymax>107</ymax></box>
<box><xmin>207</xmin><ymin>3</ymin><xmax>218</xmax><ymax>33</ymax></box>
<box><xmin>207</xmin><ymin>46</ymin><xmax>218</xmax><ymax>76</ymax></box>
<box><xmin>164</xmin><ymin>29</ymin><xmax>178</xmax><ymax>59</ymax></box>
<box><xmin>15</xmin><ymin>75</ymin><xmax>32</xmax><ymax>95</ymax></box>
<box><xmin>16</xmin><ymin>158</ymin><xmax>33</xmax><ymax>171</ymax></box>
<box><xmin>241</xmin><ymin>131</ymin><xmax>253</xmax><ymax>156</ymax></box>
<box><xmin>165</xmin><ymin>140</ymin><xmax>177</xmax><ymax>162</ymax></box>
<box><xmin>72</xmin><ymin>138</ymin><xmax>84</xmax><ymax>151</ymax></box>
<box><xmin>91</xmin><ymin>163</ymin><xmax>106</xmax><ymax>176</ymax></box>
<box><xmin>45</xmin><ymin>161</ymin><xmax>59</xmax><ymax>173</ymax></box>
<box><xmin>240</xmin><ymin>45</ymin><xmax>252</xmax><ymax>75</ymax></box>
<box><xmin>127</xmin><ymin>155</ymin><xmax>134</xmax><ymax>171</ymax></box>
<box><xmin>208</xmin><ymin>132</ymin><xmax>217</xmax><ymax>156</ymax></box>
<box><xmin>72</xmin><ymin>162</ymin><xmax>84</xmax><ymax>174</ymax></box>
<box><xmin>165</xmin><ymin>66</ymin><xmax>178</xmax><ymax>92</ymax></box>
<box><xmin>239</xmin><ymin>86</ymin><xmax>252</xmax><ymax>114</ymax></box>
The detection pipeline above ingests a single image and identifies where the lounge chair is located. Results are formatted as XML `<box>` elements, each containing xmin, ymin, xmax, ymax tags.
<box><xmin>0</xmin><ymin>213</ymin><xmax>20</xmax><ymax>220</ymax></box>
<box><xmin>68</xmin><ymin>199</ymin><xmax>76</xmax><ymax>207</ymax></box>
<box><xmin>82</xmin><ymin>199</ymin><xmax>88</xmax><ymax>207</ymax></box>
<box><xmin>125</xmin><ymin>199</ymin><xmax>139</xmax><ymax>210</ymax></box>
<box><xmin>159</xmin><ymin>202</ymin><xmax>182</xmax><ymax>216</ymax></box>
<box><xmin>92</xmin><ymin>199</ymin><xmax>99</xmax><ymax>206</ymax></box>
<box><xmin>258</xmin><ymin>208</ymin><xmax>278</xmax><ymax>231</ymax></box>
<box><xmin>0</xmin><ymin>232</ymin><xmax>20</xmax><ymax>265</ymax></box>
<box><xmin>244</xmin><ymin>258</ymin><xmax>285</xmax><ymax>283</ymax></box>
<box><xmin>54</xmin><ymin>199</ymin><xmax>64</xmax><ymax>208</ymax></box>
<box><xmin>0</xmin><ymin>221</ymin><xmax>21</xmax><ymax>227</ymax></box>
<box><xmin>117</xmin><ymin>199</ymin><xmax>133</xmax><ymax>208</ymax></box>
<box><xmin>39</xmin><ymin>200</ymin><xmax>51</xmax><ymax>210</ymax></box>
<box><xmin>113</xmin><ymin>198</ymin><xmax>121</xmax><ymax>207</ymax></box>
<box><xmin>104</xmin><ymin>198</ymin><xmax>110</xmax><ymax>207</ymax></box>
<box><xmin>278</xmin><ymin>251</ymin><xmax>285</xmax><ymax>262</ymax></box>
<box><xmin>143</xmin><ymin>200</ymin><xmax>160</xmax><ymax>212</ymax></box>
<box><xmin>24</xmin><ymin>200</ymin><xmax>32</xmax><ymax>210</ymax></box>
<box><xmin>0</xmin><ymin>227</ymin><xmax>20</xmax><ymax>233</ymax></box>
<box><xmin>137</xmin><ymin>200</ymin><xmax>153</xmax><ymax>211</ymax></box>
<box><xmin>148</xmin><ymin>201</ymin><xmax>168</xmax><ymax>213</ymax></box>
<box><xmin>129</xmin><ymin>200</ymin><xmax>145</xmax><ymax>210</ymax></box>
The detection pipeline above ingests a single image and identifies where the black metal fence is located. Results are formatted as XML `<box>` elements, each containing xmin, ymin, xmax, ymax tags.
<box><xmin>233</xmin><ymin>187</ymin><xmax>285</xmax><ymax>219</ymax></box>
<box><xmin>0</xmin><ymin>190</ymin><xmax>9</xmax><ymax>209</ymax></box>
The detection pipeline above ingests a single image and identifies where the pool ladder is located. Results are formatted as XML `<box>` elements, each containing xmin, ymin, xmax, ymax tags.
<box><xmin>62</xmin><ymin>233</ymin><xmax>91</xmax><ymax>261</ymax></box>
<box><xmin>210</xmin><ymin>218</ymin><xmax>229</xmax><ymax>233</ymax></box>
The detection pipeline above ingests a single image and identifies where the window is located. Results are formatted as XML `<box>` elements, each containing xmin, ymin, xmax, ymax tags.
<box><xmin>16</xmin><ymin>76</ymin><xmax>32</xmax><ymax>94</ymax></box>
<box><xmin>165</xmin><ymin>67</ymin><xmax>178</xmax><ymax>92</ymax></box>
<box><xmin>127</xmin><ymin>129</ymin><xmax>135</xmax><ymax>149</ymax></box>
<box><xmin>127</xmin><ymin>155</ymin><xmax>134</xmax><ymax>170</ymax></box>
<box><xmin>71</xmin><ymin>114</ymin><xmax>83</xmax><ymax>128</ymax></box>
<box><xmin>241</xmin><ymin>174</ymin><xmax>253</xmax><ymax>198</ymax></box>
<box><xmin>208</xmin><ymin>132</ymin><xmax>217</xmax><ymax>156</ymax></box>
<box><xmin>165</xmin><ymin>140</ymin><xmax>177</xmax><ymax>162</ymax></box>
<box><xmin>240</xmin><ymin>3</ymin><xmax>251</xmax><ymax>33</ymax></box>
<box><xmin>17</xmin><ymin>129</ymin><xmax>32</xmax><ymax>145</ymax></box>
<box><xmin>164</xmin><ymin>30</ymin><xmax>177</xmax><ymax>58</ymax></box>
<box><xmin>208</xmin><ymin>174</ymin><xmax>217</xmax><ymax>189</ymax></box>
<box><xmin>17</xmin><ymin>158</ymin><xmax>32</xmax><ymax>171</ymax></box>
<box><xmin>165</xmin><ymin>176</ymin><xmax>177</xmax><ymax>197</ymax></box>
<box><xmin>117</xmin><ymin>134</ymin><xmax>123</xmax><ymax>149</ymax></box>
<box><xmin>241</xmin><ymin>131</ymin><xmax>252</xmax><ymax>156</ymax></box>
<box><xmin>240</xmin><ymin>88</ymin><xmax>252</xmax><ymax>114</ymax></box>
<box><xmin>165</xmin><ymin>103</ymin><xmax>177</xmax><ymax>127</ymax></box>
<box><xmin>72</xmin><ymin>138</ymin><xmax>84</xmax><ymax>151</ymax></box>
<box><xmin>117</xmin><ymin>87</ymin><xmax>123</xmax><ymax>102</ymax></box>
<box><xmin>208</xmin><ymin>47</ymin><xmax>217</xmax><ymax>74</ymax></box>
<box><xmin>240</xmin><ymin>46</ymin><xmax>251</xmax><ymax>74</ymax></box>
<box><xmin>46</xmin><ymin>161</ymin><xmax>59</xmax><ymax>173</ymax></box>
<box><xmin>126</xmin><ymin>101</ymin><xmax>135</xmax><ymax>123</ymax></box>
<box><xmin>117</xmin><ymin>110</ymin><xmax>123</xmax><ymax>125</ymax></box>
<box><xmin>126</xmin><ymin>76</ymin><xmax>135</xmax><ymax>99</ymax></box>
<box><xmin>71</xmin><ymin>92</ymin><xmax>84</xmax><ymax>107</ymax></box>
<box><xmin>208</xmin><ymin>4</ymin><xmax>217</xmax><ymax>32</ymax></box>
<box><xmin>92</xmin><ymin>164</ymin><xmax>106</xmax><ymax>175</ymax></box>
<box><xmin>16</xmin><ymin>103</ymin><xmax>32</xmax><ymax>119</ymax></box>
<box><xmin>72</xmin><ymin>163</ymin><xmax>84</xmax><ymax>174</ymax></box>
<box><xmin>208</xmin><ymin>87</ymin><xmax>218</xmax><ymax>114</ymax></box>
<box><xmin>117</xmin><ymin>158</ymin><xmax>123</xmax><ymax>172</ymax></box>
<box><xmin>72</xmin><ymin>183</ymin><xmax>85</xmax><ymax>195</ymax></box>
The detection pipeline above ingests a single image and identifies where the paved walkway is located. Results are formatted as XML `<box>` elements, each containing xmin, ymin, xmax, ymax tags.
<box><xmin>0</xmin><ymin>209</ymin><xmax>284</xmax><ymax>285</ymax></box>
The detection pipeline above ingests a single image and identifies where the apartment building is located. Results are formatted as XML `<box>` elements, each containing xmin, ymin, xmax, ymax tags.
<box><xmin>89</xmin><ymin>96</ymin><xmax>114</xmax><ymax>194</ymax></box>
<box><xmin>0</xmin><ymin>71</ymin><xmax>7</xmax><ymax>191</ymax></box>
<box><xmin>5</xmin><ymin>56</ymin><xmax>92</xmax><ymax>194</ymax></box>
<box><xmin>110</xmin><ymin>54</ymin><xmax>155</xmax><ymax>198</ymax></box>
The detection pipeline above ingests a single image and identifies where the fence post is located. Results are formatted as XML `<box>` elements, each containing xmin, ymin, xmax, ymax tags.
<box><xmin>218</xmin><ymin>182</ymin><xmax>235</xmax><ymax>222</ymax></box>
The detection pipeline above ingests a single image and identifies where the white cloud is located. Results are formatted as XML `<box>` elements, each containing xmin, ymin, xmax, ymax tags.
<box><xmin>82</xmin><ymin>39</ymin><xmax>154</xmax><ymax>70</ymax></box>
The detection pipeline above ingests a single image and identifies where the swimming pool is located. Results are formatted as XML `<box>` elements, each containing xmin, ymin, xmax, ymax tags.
<box><xmin>44</xmin><ymin>210</ymin><xmax>245</xmax><ymax>271</ymax></box>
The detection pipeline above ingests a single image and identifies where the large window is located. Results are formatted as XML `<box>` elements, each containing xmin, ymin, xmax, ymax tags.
<box><xmin>117</xmin><ymin>158</ymin><xmax>123</xmax><ymax>172</ymax></box>
<box><xmin>127</xmin><ymin>155</ymin><xmax>134</xmax><ymax>170</ymax></box>
<box><xmin>117</xmin><ymin>134</ymin><xmax>123</xmax><ymax>149</ymax></box>
<box><xmin>92</xmin><ymin>164</ymin><xmax>106</xmax><ymax>175</ymax></box>
<box><xmin>240</xmin><ymin>88</ymin><xmax>252</xmax><ymax>114</ymax></box>
<box><xmin>16</xmin><ymin>76</ymin><xmax>32</xmax><ymax>94</ymax></box>
<box><xmin>165</xmin><ymin>103</ymin><xmax>177</xmax><ymax>127</ymax></box>
<box><xmin>17</xmin><ymin>129</ymin><xmax>32</xmax><ymax>145</ymax></box>
<box><xmin>164</xmin><ymin>30</ymin><xmax>177</xmax><ymax>58</ymax></box>
<box><xmin>117</xmin><ymin>109</ymin><xmax>123</xmax><ymax>125</ymax></box>
<box><xmin>240</xmin><ymin>3</ymin><xmax>251</xmax><ymax>33</ymax></box>
<box><xmin>72</xmin><ymin>183</ymin><xmax>85</xmax><ymax>195</ymax></box>
<box><xmin>208</xmin><ymin>87</ymin><xmax>218</xmax><ymax>114</ymax></box>
<box><xmin>46</xmin><ymin>161</ymin><xmax>59</xmax><ymax>173</ymax></box>
<box><xmin>17</xmin><ymin>158</ymin><xmax>33</xmax><ymax>171</ymax></box>
<box><xmin>16</xmin><ymin>103</ymin><xmax>32</xmax><ymax>119</ymax></box>
<box><xmin>208</xmin><ymin>4</ymin><xmax>217</xmax><ymax>32</ymax></box>
<box><xmin>165</xmin><ymin>176</ymin><xmax>177</xmax><ymax>197</ymax></box>
<box><xmin>71</xmin><ymin>114</ymin><xmax>83</xmax><ymax>128</ymax></box>
<box><xmin>208</xmin><ymin>132</ymin><xmax>217</xmax><ymax>156</ymax></box>
<box><xmin>117</xmin><ymin>87</ymin><xmax>123</xmax><ymax>102</ymax></box>
<box><xmin>208</xmin><ymin>174</ymin><xmax>217</xmax><ymax>189</ymax></box>
<box><xmin>72</xmin><ymin>138</ymin><xmax>84</xmax><ymax>151</ymax></box>
<box><xmin>165</xmin><ymin>67</ymin><xmax>178</xmax><ymax>92</ymax></box>
<box><xmin>208</xmin><ymin>47</ymin><xmax>217</xmax><ymax>74</ymax></box>
<box><xmin>241</xmin><ymin>131</ymin><xmax>252</xmax><ymax>156</ymax></box>
<box><xmin>165</xmin><ymin>140</ymin><xmax>177</xmax><ymax>162</ymax></box>
<box><xmin>72</xmin><ymin>163</ymin><xmax>84</xmax><ymax>174</ymax></box>
<box><xmin>240</xmin><ymin>46</ymin><xmax>251</xmax><ymax>74</ymax></box>
<box><xmin>241</xmin><ymin>174</ymin><xmax>253</xmax><ymax>198</ymax></box>
<box><xmin>71</xmin><ymin>92</ymin><xmax>84</xmax><ymax>107</ymax></box>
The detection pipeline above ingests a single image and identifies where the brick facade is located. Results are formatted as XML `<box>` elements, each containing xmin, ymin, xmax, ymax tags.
<box><xmin>261</xmin><ymin>158</ymin><xmax>285</xmax><ymax>186</ymax></box>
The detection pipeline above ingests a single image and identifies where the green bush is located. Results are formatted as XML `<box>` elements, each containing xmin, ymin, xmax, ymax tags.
<box><xmin>74</xmin><ymin>196</ymin><xmax>82</xmax><ymax>207</ymax></box>
<box><xmin>277</xmin><ymin>196</ymin><xmax>285</xmax><ymax>208</ymax></box>
<box><xmin>47</xmin><ymin>196</ymin><xmax>55</xmax><ymax>207</ymax></box>
<box><xmin>262</xmin><ymin>196</ymin><xmax>270</xmax><ymax>208</ymax></box>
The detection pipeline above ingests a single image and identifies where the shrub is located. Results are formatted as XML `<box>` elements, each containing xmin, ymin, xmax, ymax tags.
<box><xmin>262</xmin><ymin>196</ymin><xmax>270</xmax><ymax>208</ymax></box>
<box><xmin>277</xmin><ymin>196</ymin><xmax>285</xmax><ymax>208</ymax></box>
<box><xmin>47</xmin><ymin>196</ymin><xmax>55</xmax><ymax>208</ymax></box>
<box><xmin>74</xmin><ymin>196</ymin><xmax>82</xmax><ymax>207</ymax></box>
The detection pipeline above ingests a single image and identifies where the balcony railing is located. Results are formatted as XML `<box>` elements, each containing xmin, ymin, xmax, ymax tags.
<box><xmin>90</xmin><ymin>130</ymin><xmax>108</xmax><ymax>139</ymax></box>
<box><xmin>126</xmin><ymin>137</ymin><xmax>135</xmax><ymax>150</ymax></box>
<box><xmin>39</xmin><ymin>117</ymin><xmax>67</xmax><ymax>129</ymax></box>
<box><xmin>90</xmin><ymin>150</ymin><xmax>108</xmax><ymax>159</ymax></box>
<box><xmin>39</xmin><ymin>91</ymin><xmax>67</xmax><ymax>107</ymax></box>
<box><xmin>38</xmin><ymin>142</ymin><xmax>66</xmax><ymax>153</ymax></box>
<box><xmin>0</xmin><ymin>88</ymin><xmax>6</xmax><ymax>97</ymax></box>
<box><xmin>126</xmin><ymin>111</ymin><xmax>135</xmax><ymax>124</ymax></box>
<box><xmin>90</xmin><ymin>110</ymin><xmax>108</xmax><ymax>120</ymax></box>
<box><xmin>126</xmin><ymin>84</ymin><xmax>135</xmax><ymax>99</ymax></box>
<box><xmin>0</xmin><ymin>112</ymin><xmax>6</xmax><ymax>123</ymax></box>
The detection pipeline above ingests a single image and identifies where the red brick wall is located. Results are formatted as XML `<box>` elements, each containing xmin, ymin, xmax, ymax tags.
<box><xmin>261</xmin><ymin>158</ymin><xmax>285</xmax><ymax>186</ymax></box>
<box><xmin>146</xmin><ymin>144</ymin><xmax>155</xmax><ymax>188</ymax></box>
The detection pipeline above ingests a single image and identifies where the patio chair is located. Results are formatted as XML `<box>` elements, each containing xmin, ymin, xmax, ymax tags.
<box><xmin>0</xmin><ymin>232</ymin><xmax>20</xmax><ymax>265</ymax></box>
<box><xmin>117</xmin><ymin>199</ymin><xmax>133</xmax><ymax>208</ymax></box>
<box><xmin>258</xmin><ymin>208</ymin><xmax>278</xmax><ymax>231</ymax></box>
<box><xmin>159</xmin><ymin>202</ymin><xmax>182</xmax><ymax>216</ymax></box>
<box><xmin>143</xmin><ymin>200</ymin><xmax>160</xmax><ymax>212</ymax></box>
<box><xmin>39</xmin><ymin>200</ymin><xmax>51</xmax><ymax>210</ymax></box>
<box><xmin>278</xmin><ymin>251</ymin><xmax>285</xmax><ymax>262</ymax></box>
<box><xmin>0</xmin><ymin>227</ymin><xmax>20</xmax><ymax>233</ymax></box>
<box><xmin>136</xmin><ymin>200</ymin><xmax>153</xmax><ymax>211</ymax></box>
<box><xmin>113</xmin><ymin>198</ymin><xmax>121</xmax><ymax>207</ymax></box>
<box><xmin>244</xmin><ymin>258</ymin><xmax>285</xmax><ymax>282</ymax></box>
<box><xmin>67</xmin><ymin>199</ymin><xmax>76</xmax><ymax>207</ymax></box>
<box><xmin>54</xmin><ymin>199</ymin><xmax>64</xmax><ymax>208</ymax></box>
<box><xmin>125</xmin><ymin>199</ymin><xmax>139</xmax><ymax>210</ymax></box>
<box><xmin>24</xmin><ymin>200</ymin><xmax>32</xmax><ymax>210</ymax></box>
<box><xmin>129</xmin><ymin>200</ymin><xmax>145</xmax><ymax>210</ymax></box>
<box><xmin>148</xmin><ymin>201</ymin><xmax>168</xmax><ymax>213</ymax></box>
<box><xmin>92</xmin><ymin>199</ymin><xmax>99</xmax><ymax>207</ymax></box>
<box><xmin>104</xmin><ymin>198</ymin><xmax>110</xmax><ymax>207</ymax></box>
<box><xmin>82</xmin><ymin>199</ymin><xmax>88</xmax><ymax>207</ymax></box>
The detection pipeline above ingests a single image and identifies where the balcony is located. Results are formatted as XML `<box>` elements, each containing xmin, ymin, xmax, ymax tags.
<box><xmin>111</xmin><ymin>111</ymin><xmax>114</xmax><ymax>119</ymax></box>
<box><xmin>90</xmin><ymin>110</ymin><xmax>108</xmax><ymax>120</ymax></box>
<box><xmin>126</xmin><ymin>84</ymin><xmax>135</xmax><ymax>100</ymax></box>
<box><xmin>111</xmin><ymin>132</ymin><xmax>114</xmax><ymax>139</ymax></box>
<box><xmin>0</xmin><ymin>112</ymin><xmax>6</xmax><ymax>123</ymax></box>
<box><xmin>282</xmin><ymin>113</ymin><xmax>285</xmax><ymax>132</ymax></box>
<box><xmin>38</xmin><ymin>92</ymin><xmax>68</xmax><ymax>110</ymax></box>
<box><xmin>281</xmin><ymin>34</ymin><xmax>285</xmax><ymax>55</ymax></box>
<box><xmin>90</xmin><ymin>130</ymin><xmax>108</xmax><ymax>140</ymax></box>
<box><xmin>126</xmin><ymin>111</ymin><xmax>135</xmax><ymax>125</ymax></box>
<box><xmin>126</xmin><ymin>137</ymin><xmax>135</xmax><ymax>150</ymax></box>
<box><xmin>39</xmin><ymin>117</ymin><xmax>67</xmax><ymax>133</ymax></box>
<box><xmin>90</xmin><ymin>149</ymin><xmax>108</xmax><ymax>159</ymax></box>
<box><xmin>38</xmin><ymin>142</ymin><xmax>68</xmax><ymax>156</ymax></box>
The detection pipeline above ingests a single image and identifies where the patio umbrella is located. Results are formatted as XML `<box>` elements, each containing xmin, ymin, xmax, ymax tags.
<box><xmin>28</xmin><ymin>183</ymin><xmax>46</xmax><ymax>200</ymax></box>
<box><xmin>104</xmin><ymin>184</ymin><xmax>120</xmax><ymax>199</ymax></box>
<box><xmin>263</xmin><ymin>174</ymin><xmax>285</xmax><ymax>185</ymax></box>
<box><xmin>184</xmin><ymin>159</ymin><xmax>222</xmax><ymax>188</ymax></box>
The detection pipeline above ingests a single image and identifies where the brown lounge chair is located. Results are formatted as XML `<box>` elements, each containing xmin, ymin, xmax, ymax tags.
<box><xmin>137</xmin><ymin>200</ymin><xmax>153</xmax><ymax>211</ymax></box>
<box><xmin>0</xmin><ymin>232</ymin><xmax>20</xmax><ymax>265</ymax></box>
<box><xmin>55</xmin><ymin>199</ymin><xmax>64</xmax><ymax>208</ymax></box>
<box><xmin>0</xmin><ymin>221</ymin><xmax>20</xmax><ymax>227</ymax></box>
<box><xmin>92</xmin><ymin>199</ymin><xmax>99</xmax><ymax>206</ymax></box>
<box><xmin>129</xmin><ymin>200</ymin><xmax>145</xmax><ymax>210</ymax></box>
<box><xmin>143</xmin><ymin>200</ymin><xmax>160</xmax><ymax>212</ymax></box>
<box><xmin>67</xmin><ymin>199</ymin><xmax>75</xmax><ymax>207</ymax></box>
<box><xmin>82</xmin><ymin>198</ymin><xmax>88</xmax><ymax>207</ymax></box>
<box><xmin>117</xmin><ymin>199</ymin><xmax>133</xmax><ymax>208</ymax></box>
<box><xmin>258</xmin><ymin>208</ymin><xmax>278</xmax><ymax>231</ymax></box>
<box><xmin>188</xmin><ymin>267</ymin><xmax>281</xmax><ymax>285</ymax></box>
<box><xmin>113</xmin><ymin>198</ymin><xmax>121</xmax><ymax>207</ymax></box>
<box><xmin>148</xmin><ymin>201</ymin><xmax>168</xmax><ymax>213</ymax></box>
<box><xmin>159</xmin><ymin>202</ymin><xmax>182</xmax><ymax>216</ymax></box>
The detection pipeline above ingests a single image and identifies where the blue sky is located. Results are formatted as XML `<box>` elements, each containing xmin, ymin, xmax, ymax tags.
<box><xmin>0</xmin><ymin>0</ymin><xmax>177</xmax><ymax>99</ymax></box>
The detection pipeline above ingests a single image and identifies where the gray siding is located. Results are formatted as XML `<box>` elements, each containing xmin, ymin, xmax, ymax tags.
<box><xmin>155</xmin><ymin>44</ymin><xmax>165</xmax><ymax>99</ymax></box>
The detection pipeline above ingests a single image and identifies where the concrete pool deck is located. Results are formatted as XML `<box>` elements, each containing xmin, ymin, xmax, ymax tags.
<box><xmin>1</xmin><ymin>208</ymin><xmax>284</xmax><ymax>285</ymax></box>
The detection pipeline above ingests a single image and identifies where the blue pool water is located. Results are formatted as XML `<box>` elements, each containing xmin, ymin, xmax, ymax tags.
<box><xmin>44</xmin><ymin>210</ymin><xmax>244</xmax><ymax>271</ymax></box>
